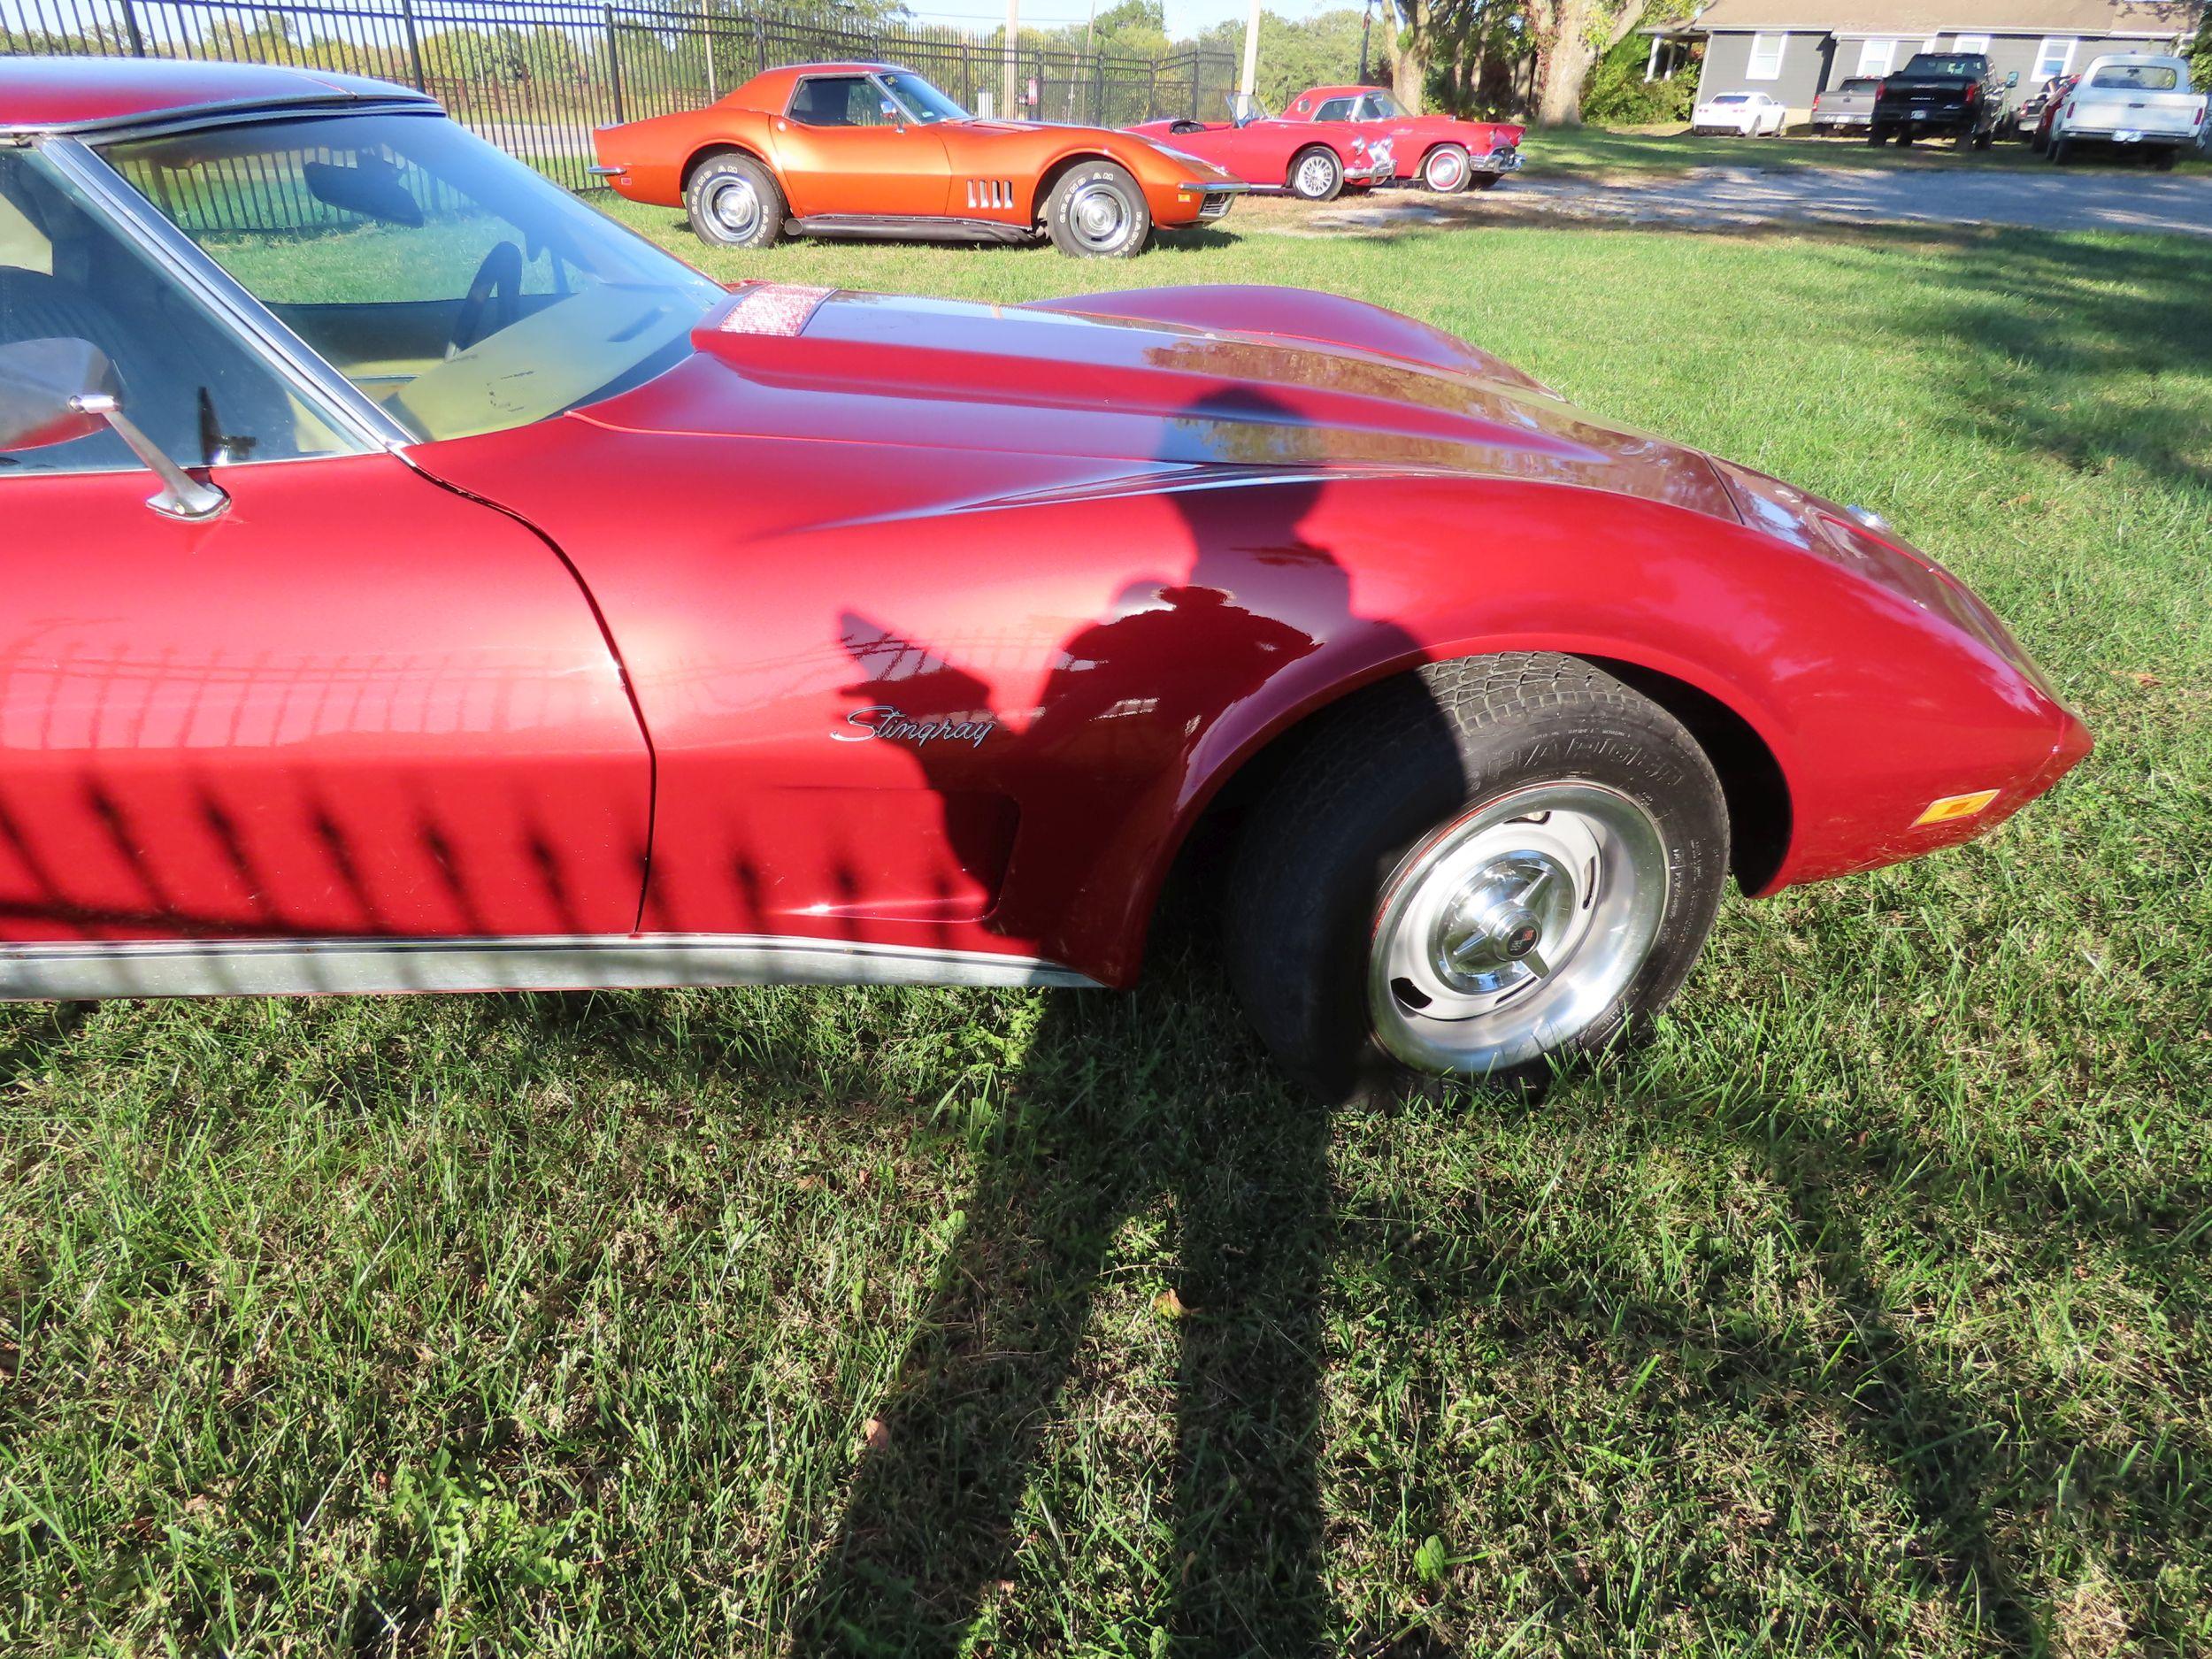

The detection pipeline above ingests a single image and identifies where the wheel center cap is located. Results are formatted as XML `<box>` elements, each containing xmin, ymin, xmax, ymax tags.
<box><xmin>1431</xmin><ymin>851</ymin><xmax>1569</xmax><ymax>994</ymax></box>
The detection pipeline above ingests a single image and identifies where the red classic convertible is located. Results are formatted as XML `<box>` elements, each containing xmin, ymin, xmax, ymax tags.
<box><xmin>1125</xmin><ymin>95</ymin><xmax>1394</xmax><ymax>201</ymax></box>
<box><xmin>1130</xmin><ymin>85</ymin><xmax>1524</xmax><ymax>197</ymax></box>
<box><xmin>0</xmin><ymin>58</ymin><xmax>2087</xmax><ymax>1095</ymax></box>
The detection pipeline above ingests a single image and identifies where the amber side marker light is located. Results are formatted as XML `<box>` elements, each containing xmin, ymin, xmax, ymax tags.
<box><xmin>1914</xmin><ymin>788</ymin><xmax>2001</xmax><ymax>826</ymax></box>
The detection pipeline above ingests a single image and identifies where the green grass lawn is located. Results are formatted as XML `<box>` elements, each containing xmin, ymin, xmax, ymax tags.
<box><xmin>1529</xmin><ymin>123</ymin><xmax>2209</xmax><ymax>175</ymax></box>
<box><xmin>4</xmin><ymin>205</ymin><xmax>2210</xmax><ymax>1657</ymax></box>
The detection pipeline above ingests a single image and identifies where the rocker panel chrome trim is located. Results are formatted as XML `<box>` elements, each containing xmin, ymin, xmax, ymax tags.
<box><xmin>0</xmin><ymin>934</ymin><xmax>1100</xmax><ymax>1000</ymax></box>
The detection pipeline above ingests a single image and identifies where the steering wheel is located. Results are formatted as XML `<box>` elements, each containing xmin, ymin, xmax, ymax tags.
<box><xmin>1169</xmin><ymin>118</ymin><xmax>1207</xmax><ymax>134</ymax></box>
<box><xmin>449</xmin><ymin>241</ymin><xmax>525</xmax><ymax>355</ymax></box>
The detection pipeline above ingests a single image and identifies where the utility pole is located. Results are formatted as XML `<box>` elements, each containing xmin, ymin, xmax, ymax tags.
<box><xmin>1004</xmin><ymin>0</ymin><xmax>1020</xmax><ymax>119</ymax></box>
<box><xmin>1238</xmin><ymin>0</ymin><xmax>1261</xmax><ymax>117</ymax></box>
<box><xmin>1358</xmin><ymin>0</ymin><xmax>1371</xmax><ymax>81</ymax></box>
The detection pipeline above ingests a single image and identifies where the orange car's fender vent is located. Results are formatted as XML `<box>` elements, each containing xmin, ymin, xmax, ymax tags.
<box><xmin>966</xmin><ymin>178</ymin><xmax>1016</xmax><ymax>211</ymax></box>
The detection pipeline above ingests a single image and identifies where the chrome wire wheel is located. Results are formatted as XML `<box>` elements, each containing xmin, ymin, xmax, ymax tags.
<box><xmin>1294</xmin><ymin>150</ymin><xmax>1338</xmax><ymax>197</ymax></box>
<box><xmin>1067</xmin><ymin>180</ymin><xmax>1132</xmax><ymax>250</ymax></box>
<box><xmin>1368</xmin><ymin>781</ymin><xmax>1670</xmax><ymax>1078</ymax></box>
<box><xmin>703</xmin><ymin>174</ymin><xmax>763</xmax><ymax>241</ymax></box>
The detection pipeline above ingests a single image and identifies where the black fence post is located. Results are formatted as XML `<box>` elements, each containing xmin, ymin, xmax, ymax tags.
<box><xmin>118</xmin><ymin>0</ymin><xmax>146</xmax><ymax>57</ymax></box>
<box><xmin>604</xmin><ymin>4</ymin><xmax>626</xmax><ymax>122</ymax></box>
<box><xmin>397</xmin><ymin>0</ymin><xmax>426</xmax><ymax>90</ymax></box>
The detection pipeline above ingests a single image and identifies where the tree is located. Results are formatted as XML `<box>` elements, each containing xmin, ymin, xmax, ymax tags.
<box><xmin>1524</xmin><ymin>0</ymin><xmax>1692</xmax><ymax>125</ymax></box>
<box><xmin>1194</xmin><ymin>9</ymin><xmax>1368</xmax><ymax>113</ymax></box>
<box><xmin>1386</xmin><ymin>0</ymin><xmax>1430</xmax><ymax>108</ymax></box>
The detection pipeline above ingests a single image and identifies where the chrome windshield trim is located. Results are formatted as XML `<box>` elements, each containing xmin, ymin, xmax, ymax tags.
<box><xmin>36</xmin><ymin>134</ymin><xmax>415</xmax><ymax>453</ymax></box>
<box><xmin>5</xmin><ymin>93</ymin><xmax>440</xmax><ymax>142</ymax></box>
<box><xmin>0</xmin><ymin>933</ymin><xmax>1101</xmax><ymax>999</ymax></box>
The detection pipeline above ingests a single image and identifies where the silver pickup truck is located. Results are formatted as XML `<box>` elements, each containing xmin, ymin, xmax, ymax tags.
<box><xmin>1809</xmin><ymin>77</ymin><xmax>1881</xmax><ymax>133</ymax></box>
<box><xmin>2047</xmin><ymin>53</ymin><xmax>2208</xmax><ymax>166</ymax></box>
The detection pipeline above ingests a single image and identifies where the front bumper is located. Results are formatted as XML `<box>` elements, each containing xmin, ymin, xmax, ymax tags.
<box><xmin>1714</xmin><ymin>459</ymin><xmax>2092</xmax><ymax>884</ymax></box>
<box><xmin>1174</xmin><ymin>180</ymin><xmax>1249</xmax><ymax>222</ymax></box>
<box><xmin>1346</xmin><ymin>155</ymin><xmax>1395</xmax><ymax>184</ymax></box>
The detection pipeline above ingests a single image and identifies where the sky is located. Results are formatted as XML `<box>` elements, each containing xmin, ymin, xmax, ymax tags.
<box><xmin>896</xmin><ymin>0</ymin><xmax>1348</xmax><ymax>42</ymax></box>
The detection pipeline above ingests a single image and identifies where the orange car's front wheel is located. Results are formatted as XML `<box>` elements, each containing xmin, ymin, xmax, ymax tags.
<box><xmin>686</xmin><ymin>153</ymin><xmax>785</xmax><ymax>250</ymax></box>
<box><xmin>1042</xmin><ymin>161</ymin><xmax>1152</xmax><ymax>257</ymax></box>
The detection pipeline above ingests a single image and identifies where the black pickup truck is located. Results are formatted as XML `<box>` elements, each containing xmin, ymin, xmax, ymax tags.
<box><xmin>1868</xmin><ymin>52</ymin><xmax>2016</xmax><ymax>147</ymax></box>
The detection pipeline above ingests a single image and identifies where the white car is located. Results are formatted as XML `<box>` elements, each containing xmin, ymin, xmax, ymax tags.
<box><xmin>2047</xmin><ymin>53</ymin><xmax>2207</xmax><ymax>167</ymax></box>
<box><xmin>1693</xmin><ymin>92</ymin><xmax>1789</xmax><ymax>136</ymax></box>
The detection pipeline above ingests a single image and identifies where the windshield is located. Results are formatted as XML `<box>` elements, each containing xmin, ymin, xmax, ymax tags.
<box><xmin>1901</xmin><ymin>55</ymin><xmax>1986</xmax><ymax>77</ymax></box>
<box><xmin>879</xmin><ymin>71</ymin><xmax>970</xmax><ymax>123</ymax></box>
<box><xmin>2090</xmin><ymin>63</ymin><xmax>2180</xmax><ymax>89</ymax></box>
<box><xmin>1840</xmin><ymin>79</ymin><xmax>1878</xmax><ymax>92</ymax></box>
<box><xmin>98</xmin><ymin>111</ymin><xmax>724</xmax><ymax>443</ymax></box>
<box><xmin>1362</xmin><ymin>91</ymin><xmax>1408</xmax><ymax>118</ymax></box>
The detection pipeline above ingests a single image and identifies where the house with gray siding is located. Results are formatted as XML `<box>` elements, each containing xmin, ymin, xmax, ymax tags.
<box><xmin>1647</xmin><ymin>0</ymin><xmax>2204</xmax><ymax>126</ymax></box>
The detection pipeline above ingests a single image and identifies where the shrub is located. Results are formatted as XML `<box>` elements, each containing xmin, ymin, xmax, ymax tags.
<box><xmin>1581</xmin><ymin>34</ymin><xmax>1701</xmax><ymax>124</ymax></box>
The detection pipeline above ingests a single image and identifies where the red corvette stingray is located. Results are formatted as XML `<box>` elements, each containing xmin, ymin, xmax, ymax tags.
<box><xmin>1129</xmin><ymin>85</ymin><xmax>1525</xmax><ymax>197</ymax></box>
<box><xmin>0</xmin><ymin>58</ymin><xmax>2086</xmax><ymax>1095</ymax></box>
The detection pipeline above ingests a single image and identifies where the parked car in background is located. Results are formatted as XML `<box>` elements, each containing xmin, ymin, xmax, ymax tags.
<box><xmin>1868</xmin><ymin>51</ymin><xmax>2013</xmax><ymax>148</ymax></box>
<box><xmin>1809</xmin><ymin>77</ymin><xmax>1880</xmax><ymax>134</ymax></box>
<box><xmin>0</xmin><ymin>57</ymin><xmax>2093</xmax><ymax>1096</ymax></box>
<box><xmin>594</xmin><ymin>61</ymin><xmax>1244</xmax><ymax>257</ymax></box>
<box><xmin>1122</xmin><ymin>96</ymin><xmax>1394</xmax><ymax>202</ymax></box>
<box><xmin>2008</xmin><ymin>73</ymin><xmax>2067</xmax><ymax>141</ymax></box>
<box><xmin>2045</xmin><ymin>53</ymin><xmax>2206</xmax><ymax>167</ymax></box>
<box><xmin>1287</xmin><ymin>86</ymin><xmax>1525</xmax><ymax>191</ymax></box>
<box><xmin>1692</xmin><ymin>91</ymin><xmax>1788</xmax><ymax>136</ymax></box>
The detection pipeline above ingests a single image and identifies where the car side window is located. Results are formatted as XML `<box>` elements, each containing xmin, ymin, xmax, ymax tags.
<box><xmin>1312</xmin><ymin>97</ymin><xmax>1355</xmax><ymax>121</ymax></box>
<box><xmin>0</xmin><ymin>147</ymin><xmax>348</xmax><ymax>479</ymax></box>
<box><xmin>788</xmin><ymin>77</ymin><xmax>894</xmax><ymax>128</ymax></box>
<box><xmin>1355</xmin><ymin>96</ymin><xmax>1389</xmax><ymax>119</ymax></box>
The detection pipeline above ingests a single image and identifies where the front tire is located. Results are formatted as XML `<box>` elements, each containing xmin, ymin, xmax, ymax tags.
<box><xmin>1288</xmin><ymin>145</ymin><xmax>1346</xmax><ymax>201</ymax></box>
<box><xmin>1421</xmin><ymin>143</ymin><xmax>1474</xmax><ymax>193</ymax></box>
<box><xmin>1043</xmin><ymin>160</ymin><xmax>1152</xmax><ymax>257</ymax></box>
<box><xmin>1869</xmin><ymin>127</ymin><xmax>1890</xmax><ymax>146</ymax></box>
<box><xmin>1223</xmin><ymin>654</ymin><xmax>1729</xmax><ymax>1100</ymax></box>
<box><xmin>685</xmin><ymin>153</ymin><xmax>784</xmax><ymax>250</ymax></box>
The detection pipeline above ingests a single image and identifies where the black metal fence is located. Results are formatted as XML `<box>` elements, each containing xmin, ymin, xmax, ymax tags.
<box><xmin>2</xmin><ymin>0</ymin><xmax>1239</xmax><ymax>189</ymax></box>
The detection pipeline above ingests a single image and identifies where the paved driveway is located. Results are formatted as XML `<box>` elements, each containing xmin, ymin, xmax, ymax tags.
<box><xmin>1303</xmin><ymin>163</ymin><xmax>2212</xmax><ymax>239</ymax></box>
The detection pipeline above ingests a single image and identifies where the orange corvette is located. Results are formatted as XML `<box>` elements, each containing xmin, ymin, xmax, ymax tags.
<box><xmin>592</xmin><ymin>62</ymin><xmax>1248</xmax><ymax>257</ymax></box>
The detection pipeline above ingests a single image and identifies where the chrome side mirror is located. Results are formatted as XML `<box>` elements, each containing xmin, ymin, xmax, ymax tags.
<box><xmin>0</xmin><ymin>337</ymin><xmax>227</xmax><ymax>520</ymax></box>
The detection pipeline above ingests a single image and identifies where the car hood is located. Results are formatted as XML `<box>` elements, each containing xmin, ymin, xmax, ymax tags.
<box><xmin>572</xmin><ymin>287</ymin><xmax>1741</xmax><ymax>521</ymax></box>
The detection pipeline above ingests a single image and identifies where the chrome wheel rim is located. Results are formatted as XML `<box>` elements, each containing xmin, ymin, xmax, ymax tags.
<box><xmin>1426</xmin><ymin>148</ymin><xmax>1468</xmax><ymax>189</ymax></box>
<box><xmin>1368</xmin><ymin>782</ymin><xmax>1669</xmax><ymax>1076</ymax></box>
<box><xmin>1294</xmin><ymin>153</ymin><xmax>1336</xmax><ymax>196</ymax></box>
<box><xmin>1067</xmin><ymin>180</ymin><xmax>1131</xmax><ymax>249</ymax></box>
<box><xmin>704</xmin><ymin>175</ymin><xmax>762</xmax><ymax>240</ymax></box>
